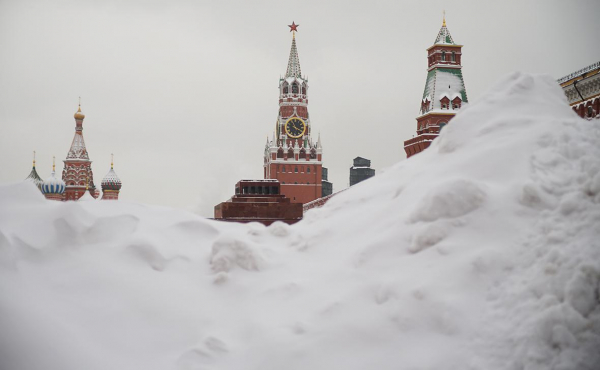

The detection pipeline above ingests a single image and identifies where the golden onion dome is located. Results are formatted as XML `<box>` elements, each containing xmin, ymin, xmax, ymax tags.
<box><xmin>74</xmin><ymin>105</ymin><xmax>85</xmax><ymax>120</ymax></box>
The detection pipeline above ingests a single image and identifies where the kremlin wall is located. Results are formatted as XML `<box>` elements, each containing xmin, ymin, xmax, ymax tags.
<box><xmin>24</xmin><ymin>19</ymin><xmax>599</xmax><ymax>221</ymax></box>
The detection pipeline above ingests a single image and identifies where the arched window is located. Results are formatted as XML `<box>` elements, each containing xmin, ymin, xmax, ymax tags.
<box><xmin>299</xmin><ymin>148</ymin><xmax>306</xmax><ymax>159</ymax></box>
<box><xmin>283</xmin><ymin>83</ymin><xmax>288</xmax><ymax>94</ymax></box>
<box><xmin>451</xmin><ymin>52</ymin><xmax>456</xmax><ymax>62</ymax></box>
<box><xmin>277</xmin><ymin>148</ymin><xmax>284</xmax><ymax>158</ymax></box>
<box><xmin>310</xmin><ymin>148</ymin><xmax>317</xmax><ymax>159</ymax></box>
<box><xmin>441</xmin><ymin>52</ymin><xmax>446</xmax><ymax>61</ymax></box>
<box><xmin>282</xmin><ymin>166</ymin><xmax>286</xmax><ymax>173</ymax></box>
<box><xmin>292</xmin><ymin>83</ymin><xmax>299</xmax><ymax>94</ymax></box>
<box><xmin>588</xmin><ymin>106</ymin><xmax>594</xmax><ymax>118</ymax></box>
<box><xmin>287</xmin><ymin>148</ymin><xmax>294</xmax><ymax>158</ymax></box>
<box><xmin>302</xmin><ymin>84</ymin><xmax>306</xmax><ymax>95</ymax></box>
<box><xmin>295</xmin><ymin>167</ymin><xmax>298</xmax><ymax>173</ymax></box>
<box><xmin>307</xmin><ymin>167</ymin><xmax>311</xmax><ymax>173</ymax></box>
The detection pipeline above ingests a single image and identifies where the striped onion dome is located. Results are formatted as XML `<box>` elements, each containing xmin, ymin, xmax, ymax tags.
<box><xmin>42</xmin><ymin>171</ymin><xmax>66</xmax><ymax>195</ymax></box>
<box><xmin>101</xmin><ymin>168</ymin><xmax>122</xmax><ymax>190</ymax></box>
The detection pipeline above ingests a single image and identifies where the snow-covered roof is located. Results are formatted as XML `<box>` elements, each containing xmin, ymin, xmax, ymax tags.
<box><xmin>557</xmin><ymin>61</ymin><xmax>600</xmax><ymax>84</ymax></box>
<box><xmin>101</xmin><ymin>168</ymin><xmax>122</xmax><ymax>190</ymax></box>
<box><xmin>421</xmin><ymin>68</ymin><xmax>468</xmax><ymax>114</ymax></box>
<box><xmin>433</xmin><ymin>23</ymin><xmax>455</xmax><ymax>45</ymax></box>
<box><xmin>66</xmin><ymin>132</ymin><xmax>90</xmax><ymax>160</ymax></box>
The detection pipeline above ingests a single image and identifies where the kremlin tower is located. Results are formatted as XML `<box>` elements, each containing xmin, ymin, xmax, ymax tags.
<box><xmin>263</xmin><ymin>23</ymin><xmax>325</xmax><ymax>204</ymax></box>
<box><xmin>404</xmin><ymin>15</ymin><xmax>469</xmax><ymax>158</ymax></box>
<box><xmin>42</xmin><ymin>157</ymin><xmax>66</xmax><ymax>201</ymax></box>
<box><xmin>101</xmin><ymin>155</ymin><xmax>122</xmax><ymax>200</ymax></box>
<box><xmin>62</xmin><ymin>102</ymin><xmax>98</xmax><ymax>200</ymax></box>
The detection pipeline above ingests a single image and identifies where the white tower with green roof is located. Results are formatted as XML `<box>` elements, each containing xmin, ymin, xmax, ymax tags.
<box><xmin>404</xmin><ymin>15</ymin><xmax>469</xmax><ymax>158</ymax></box>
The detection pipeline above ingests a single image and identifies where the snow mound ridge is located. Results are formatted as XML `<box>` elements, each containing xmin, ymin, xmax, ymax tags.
<box><xmin>0</xmin><ymin>73</ymin><xmax>599</xmax><ymax>370</ymax></box>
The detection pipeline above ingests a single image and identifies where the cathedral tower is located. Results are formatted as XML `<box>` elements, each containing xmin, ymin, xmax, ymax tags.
<box><xmin>263</xmin><ymin>23</ymin><xmax>324</xmax><ymax>204</ymax></box>
<box><xmin>404</xmin><ymin>16</ymin><xmax>469</xmax><ymax>158</ymax></box>
<box><xmin>62</xmin><ymin>102</ymin><xmax>97</xmax><ymax>200</ymax></box>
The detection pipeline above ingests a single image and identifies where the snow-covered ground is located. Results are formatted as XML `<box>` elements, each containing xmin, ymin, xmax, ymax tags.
<box><xmin>1</xmin><ymin>73</ymin><xmax>599</xmax><ymax>370</ymax></box>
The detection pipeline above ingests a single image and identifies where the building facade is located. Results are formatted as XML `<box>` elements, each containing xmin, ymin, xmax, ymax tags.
<box><xmin>322</xmin><ymin>167</ymin><xmax>332</xmax><ymax>197</ymax></box>
<box><xmin>349</xmin><ymin>157</ymin><xmax>375</xmax><ymax>186</ymax></box>
<box><xmin>404</xmin><ymin>17</ymin><xmax>469</xmax><ymax>158</ymax></box>
<box><xmin>263</xmin><ymin>23</ymin><xmax>328</xmax><ymax>204</ymax></box>
<box><xmin>214</xmin><ymin>180</ymin><xmax>303</xmax><ymax>225</ymax></box>
<box><xmin>558</xmin><ymin>61</ymin><xmax>600</xmax><ymax>119</ymax></box>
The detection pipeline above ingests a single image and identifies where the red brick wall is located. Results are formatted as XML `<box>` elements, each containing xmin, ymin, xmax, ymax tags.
<box><xmin>268</xmin><ymin>162</ymin><xmax>322</xmax><ymax>203</ymax></box>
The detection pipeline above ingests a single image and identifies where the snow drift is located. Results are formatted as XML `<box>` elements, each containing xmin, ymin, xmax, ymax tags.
<box><xmin>1</xmin><ymin>73</ymin><xmax>599</xmax><ymax>370</ymax></box>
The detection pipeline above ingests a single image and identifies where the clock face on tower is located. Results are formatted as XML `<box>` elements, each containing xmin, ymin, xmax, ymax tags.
<box><xmin>285</xmin><ymin>117</ymin><xmax>306</xmax><ymax>138</ymax></box>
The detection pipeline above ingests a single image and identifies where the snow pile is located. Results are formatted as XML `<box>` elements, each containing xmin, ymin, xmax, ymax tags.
<box><xmin>1</xmin><ymin>73</ymin><xmax>599</xmax><ymax>370</ymax></box>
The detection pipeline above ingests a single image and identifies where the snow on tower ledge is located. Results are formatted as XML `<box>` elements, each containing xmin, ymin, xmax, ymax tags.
<box><xmin>0</xmin><ymin>73</ymin><xmax>599</xmax><ymax>370</ymax></box>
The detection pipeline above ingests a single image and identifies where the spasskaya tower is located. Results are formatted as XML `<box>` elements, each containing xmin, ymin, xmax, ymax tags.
<box><xmin>263</xmin><ymin>22</ymin><xmax>324</xmax><ymax>204</ymax></box>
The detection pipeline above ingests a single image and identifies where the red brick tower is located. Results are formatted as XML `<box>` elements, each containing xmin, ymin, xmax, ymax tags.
<box><xmin>263</xmin><ymin>22</ymin><xmax>324</xmax><ymax>204</ymax></box>
<box><xmin>404</xmin><ymin>15</ymin><xmax>469</xmax><ymax>158</ymax></box>
<box><xmin>62</xmin><ymin>102</ymin><xmax>97</xmax><ymax>200</ymax></box>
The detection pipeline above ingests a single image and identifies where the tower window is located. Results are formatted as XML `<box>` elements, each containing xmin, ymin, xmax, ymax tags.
<box><xmin>283</xmin><ymin>83</ymin><xmax>288</xmax><ymax>94</ymax></box>
<box><xmin>307</xmin><ymin>167</ymin><xmax>310</xmax><ymax>173</ymax></box>
<box><xmin>292</xmin><ymin>83</ymin><xmax>299</xmax><ymax>94</ymax></box>
<box><xmin>588</xmin><ymin>106</ymin><xmax>594</xmax><ymax>117</ymax></box>
<box><xmin>282</xmin><ymin>166</ymin><xmax>286</xmax><ymax>173</ymax></box>
<box><xmin>451</xmin><ymin>52</ymin><xmax>456</xmax><ymax>62</ymax></box>
<box><xmin>295</xmin><ymin>167</ymin><xmax>298</xmax><ymax>173</ymax></box>
<box><xmin>441</xmin><ymin>52</ymin><xmax>446</xmax><ymax>61</ymax></box>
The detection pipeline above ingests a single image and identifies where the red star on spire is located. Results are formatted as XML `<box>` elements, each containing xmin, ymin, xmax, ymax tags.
<box><xmin>288</xmin><ymin>22</ymin><xmax>299</xmax><ymax>32</ymax></box>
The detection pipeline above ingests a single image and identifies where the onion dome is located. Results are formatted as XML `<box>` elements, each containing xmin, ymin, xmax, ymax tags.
<box><xmin>101</xmin><ymin>156</ymin><xmax>122</xmax><ymax>191</ymax></box>
<box><xmin>42</xmin><ymin>157</ymin><xmax>65</xmax><ymax>195</ymax></box>
<box><xmin>25</xmin><ymin>151</ymin><xmax>44</xmax><ymax>190</ymax></box>
<box><xmin>74</xmin><ymin>104</ymin><xmax>85</xmax><ymax>120</ymax></box>
<box><xmin>42</xmin><ymin>172</ymin><xmax>65</xmax><ymax>195</ymax></box>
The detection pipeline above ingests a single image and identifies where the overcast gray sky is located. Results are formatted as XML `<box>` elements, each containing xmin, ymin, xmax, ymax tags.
<box><xmin>1</xmin><ymin>0</ymin><xmax>599</xmax><ymax>216</ymax></box>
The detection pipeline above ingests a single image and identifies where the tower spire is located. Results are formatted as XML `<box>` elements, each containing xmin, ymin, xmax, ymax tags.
<box><xmin>286</xmin><ymin>22</ymin><xmax>302</xmax><ymax>78</ymax></box>
<box><xmin>33</xmin><ymin>150</ymin><xmax>36</xmax><ymax>168</ymax></box>
<box><xmin>111</xmin><ymin>153</ymin><xmax>114</xmax><ymax>169</ymax></box>
<box><xmin>52</xmin><ymin>156</ymin><xmax>56</xmax><ymax>172</ymax></box>
<box><xmin>434</xmin><ymin>13</ymin><xmax>455</xmax><ymax>45</ymax></box>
